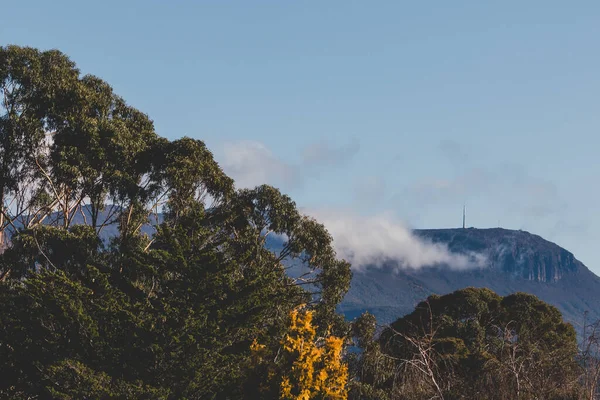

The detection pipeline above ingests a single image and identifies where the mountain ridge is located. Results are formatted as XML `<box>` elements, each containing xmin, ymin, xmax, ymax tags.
<box><xmin>339</xmin><ymin>227</ymin><xmax>600</xmax><ymax>335</ymax></box>
<box><xmin>7</xmin><ymin>209</ymin><xmax>598</xmax><ymax>334</ymax></box>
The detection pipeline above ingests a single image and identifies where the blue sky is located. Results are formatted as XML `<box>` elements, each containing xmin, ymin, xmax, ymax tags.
<box><xmin>3</xmin><ymin>1</ymin><xmax>600</xmax><ymax>271</ymax></box>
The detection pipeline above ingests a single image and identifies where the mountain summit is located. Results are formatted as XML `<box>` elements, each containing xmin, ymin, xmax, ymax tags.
<box><xmin>415</xmin><ymin>228</ymin><xmax>581</xmax><ymax>282</ymax></box>
<box><xmin>339</xmin><ymin>227</ymin><xmax>600</xmax><ymax>333</ymax></box>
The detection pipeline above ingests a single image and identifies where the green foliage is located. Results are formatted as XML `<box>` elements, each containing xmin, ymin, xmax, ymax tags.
<box><xmin>350</xmin><ymin>287</ymin><xmax>582</xmax><ymax>400</ymax></box>
<box><xmin>0</xmin><ymin>45</ymin><xmax>352</xmax><ymax>399</ymax></box>
<box><xmin>347</xmin><ymin>312</ymin><xmax>395</xmax><ymax>400</ymax></box>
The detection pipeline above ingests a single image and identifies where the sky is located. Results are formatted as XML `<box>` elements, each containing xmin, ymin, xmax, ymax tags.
<box><xmin>3</xmin><ymin>1</ymin><xmax>600</xmax><ymax>272</ymax></box>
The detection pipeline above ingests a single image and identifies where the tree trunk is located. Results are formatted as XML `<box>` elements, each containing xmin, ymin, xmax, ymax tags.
<box><xmin>0</xmin><ymin>199</ymin><xmax>5</xmax><ymax>254</ymax></box>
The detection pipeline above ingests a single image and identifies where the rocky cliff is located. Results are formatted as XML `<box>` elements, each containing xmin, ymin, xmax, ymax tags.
<box><xmin>415</xmin><ymin>228</ymin><xmax>581</xmax><ymax>282</ymax></box>
<box><xmin>339</xmin><ymin>228</ymin><xmax>600</xmax><ymax>336</ymax></box>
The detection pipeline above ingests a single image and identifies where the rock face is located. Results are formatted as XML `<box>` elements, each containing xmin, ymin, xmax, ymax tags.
<box><xmin>338</xmin><ymin>228</ymin><xmax>600</xmax><ymax>336</ymax></box>
<box><xmin>414</xmin><ymin>228</ymin><xmax>580</xmax><ymax>283</ymax></box>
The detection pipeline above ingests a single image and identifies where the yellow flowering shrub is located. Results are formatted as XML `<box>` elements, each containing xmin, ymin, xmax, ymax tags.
<box><xmin>278</xmin><ymin>306</ymin><xmax>348</xmax><ymax>400</ymax></box>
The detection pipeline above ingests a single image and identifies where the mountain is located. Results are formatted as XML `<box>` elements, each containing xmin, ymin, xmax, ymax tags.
<box><xmin>338</xmin><ymin>228</ymin><xmax>600</xmax><ymax>335</ymax></box>
<box><xmin>9</xmin><ymin>209</ymin><xmax>599</xmax><ymax>334</ymax></box>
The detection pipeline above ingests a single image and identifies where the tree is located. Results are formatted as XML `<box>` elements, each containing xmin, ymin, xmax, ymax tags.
<box><xmin>0</xmin><ymin>45</ymin><xmax>78</xmax><ymax>253</ymax></box>
<box><xmin>250</xmin><ymin>305</ymin><xmax>348</xmax><ymax>400</ymax></box>
<box><xmin>580</xmin><ymin>314</ymin><xmax>600</xmax><ymax>399</ymax></box>
<box><xmin>350</xmin><ymin>288</ymin><xmax>582</xmax><ymax>400</ymax></box>
<box><xmin>347</xmin><ymin>312</ymin><xmax>396</xmax><ymax>400</ymax></box>
<box><xmin>0</xmin><ymin>45</ymin><xmax>352</xmax><ymax>399</ymax></box>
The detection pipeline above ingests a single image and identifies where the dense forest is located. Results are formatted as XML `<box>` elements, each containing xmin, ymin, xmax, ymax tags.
<box><xmin>0</xmin><ymin>45</ymin><xmax>599</xmax><ymax>399</ymax></box>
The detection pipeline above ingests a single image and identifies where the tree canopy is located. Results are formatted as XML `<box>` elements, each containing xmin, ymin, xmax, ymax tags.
<box><xmin>349</xmin><ymin>287</ymin><xmax>581</xmax><ymax>400</ymax></box>
<box><xmin>0</xmin><ymin>45</ymin><xmax>351</xmax><ymax>399</ymax></box>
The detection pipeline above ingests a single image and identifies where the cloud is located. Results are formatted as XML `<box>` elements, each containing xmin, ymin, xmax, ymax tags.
<box><xmin>221</xmin><ymin>138</ymin><xmax>486</xmax><ymax>272</ymax></box>
<box><xmin>393</xmin><ymin>140</ymin><xmax>591</xmax><ymax>247</ymax></box>
<box><xmin>221</xmin><ymin>141</ymin><xmax>300</xmax><ymax>189</ymax></box>
<box><xmin>401</xmin><ymin>141</ymin><xmax>568</xmax><ymax>223</ymax></box>
<box><xmin>221</xmin><ymin>138</ymin><xmax>360</xmax><ymax>189</ymax></box>
<box><xmin>404</xmin><ymin>168</ymin><xmax>493</xmax><ymax>206</ymax></box>
<box><xmin>302</xmin><ymin>137</ymin><xmax>360</xmax><ymax>167</ymax></box>
<box><xmin>305</xmin><ymin>208</ymin><xmax>485</xmax><ymax>271</ymax></box>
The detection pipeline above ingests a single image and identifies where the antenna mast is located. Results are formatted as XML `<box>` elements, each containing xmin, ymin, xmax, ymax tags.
<box><xmin>462</xmin><ymin>204</ymin><xmax>466</xmax><ymax>229</ymax></box>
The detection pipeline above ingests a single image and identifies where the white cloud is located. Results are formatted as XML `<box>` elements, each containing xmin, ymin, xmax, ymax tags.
<box><xmin>221</xmin><ymin>140</ymin><xmax>299</xmax><ymax>189</ymax></box>
<box><xmin>221</xmin><ymin>139</ymin><xmax>486</xmax><ymax>271</ymax></box>
<box><xmin>305</xmin><ymin>208</ymin><xmax>486</xmax><ymax>271</ymax></box>
<box><xmin>402</xmin><ymin>149</ymin><xmax>568</xmax><ymax>225</ymax></box>
<box><xmin>221</xmin><ymin>138</ymin><xmax>360</xmax><ymax>189</ymax></box>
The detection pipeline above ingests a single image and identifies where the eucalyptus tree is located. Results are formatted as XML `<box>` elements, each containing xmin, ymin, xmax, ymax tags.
<box><xmin>349</xmin><ymin>288</ymin><xmax>582</xmax><ymax>400</ymax></box>
<box><xmin>0</xmin><ymin>45</ymin><xmax>352</xmax><ymax>399</ymax></box>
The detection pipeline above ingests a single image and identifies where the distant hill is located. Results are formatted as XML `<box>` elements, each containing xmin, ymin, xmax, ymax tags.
<box><xmin>10</xmin><ymin>210</ymin><xmax>599</xmax><ymax>335</ymax></box>
<box><xmin>338</xmin><ymin>228</ymin><xmax>600</xmax><ymax>335</ymax></box>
